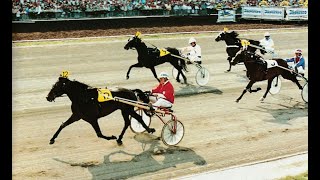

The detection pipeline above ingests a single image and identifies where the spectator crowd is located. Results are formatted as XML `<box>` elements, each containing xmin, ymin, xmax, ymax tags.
<box><xmin>12</xmin><ymin>0</ymin><xmax>308</xmax><ymax>21</ymax></box>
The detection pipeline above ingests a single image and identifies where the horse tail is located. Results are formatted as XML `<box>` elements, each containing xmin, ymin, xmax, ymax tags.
<box><xmin>180</xmin><ymin>59</ymin><xmax>188</xmax><ymax>72</ymax></box>
<box><xmin>165</xmin><ymin>47</ymin><xmax>189</xmax><ymax>72</ymax></box>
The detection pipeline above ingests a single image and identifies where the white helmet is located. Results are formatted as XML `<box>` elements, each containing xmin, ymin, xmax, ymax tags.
<box><xmin>264</xmin><ymin>32</ymin><xmax>270</xmax><ymax>37</ymax></box>
<box><xmin>189</xmin><ymin>37</ymin><xmax>196</xmax><ymax>44</ymax></box>
<box><xmin>295</xmin><ymin>49</ymin><xmax>302</xmax><ymax>54</ymax></box>
<box><xmin>159</xmin><ymin>72</ymin><xmax>169</xmax><ymax>79</ymax></box>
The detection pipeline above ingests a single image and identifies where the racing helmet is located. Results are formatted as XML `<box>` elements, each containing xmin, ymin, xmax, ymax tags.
<box><xmin>159</xmin><ymin>72</ymin><xmax>169</xmax><ymax>79</ymax></box>
<box><xmin>295</xmin><ymin>49</ymin><xmax>302</xmax><ymax>54</ymax></box>
<box><xmin>264</xmin><ymin>32</ymin><xmax>270</xmax><ymax>37</ymax></box>
<box><xmin>189</xmin><ymin>37</ymin><xmax>196</xmax><ymax>44</ymax></box>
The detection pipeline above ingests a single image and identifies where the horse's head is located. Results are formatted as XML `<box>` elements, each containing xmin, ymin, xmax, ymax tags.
<box><xmin>248</xmin><ymin>40</ymin><xmax>266</xmax><ymax>55</ymax></box>
<box><xmin>124</xmin><ymin>35</ymin><xmax>142</xmax><ymax>50</ymax></box>
<box><xmin>46</xmin><ymin>77</ymin><xmax>70</xmax><ymax>102</ymax></box>
<box><xmin>215</xmin><ymin>31</ymin><xmax>226</xmax><ymax>42</ymax></box>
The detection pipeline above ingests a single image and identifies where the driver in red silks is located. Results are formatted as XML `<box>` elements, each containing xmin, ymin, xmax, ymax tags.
<box><xmin>149</xmin><ymin>72</ymin><xmax>174</xmax><ymax>110</ymax></box>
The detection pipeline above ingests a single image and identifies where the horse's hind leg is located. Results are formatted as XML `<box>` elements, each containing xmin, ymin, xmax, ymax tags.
<box><xmin>282</xmin><ymin>72</ymin><xmax>303</xmax><ymax>90</ymax></box>
<box><xmin>293</xmin><ymin>76</ymin><xmax>303</xmax><ymax>90</ymax></box>
<box><xmin>90</xmin><ymin>120</ymin><xmax>117</xmax><ymax>141</ymax></box>
<box><xmin>180</xmin><ymin>70</ymin><xmax>187</xmax><ymax>84</ymax></box>
<box><xmin>177</xmin><ymin>69</ymin><xmax>187</xmax><ymax>84</ymax></box>
<box><xmin>173</xmin><ymin>64</ymin><xmax>187</xmax><ymax>84</ymax></box>
<box><xmin>150</xmin><ymin>67</ymin><xmax>160</xmax><ymax>82</ymax></box>
<box><xmin>116</xmin><ymin>110</ymin><xmax>132</xmax><ymax>145</ymax></box>
<box><xmin>176</xmin><ymin>70</ymin><xmax>181</xmax><ymax>83</ymax></box>
<box><xmin>260</xmin><ymin>78</ymin><xmax>273</xmax><ymax>101</ymax></box>
<box><xmin>236</xmin><ymin>80</ymin><xmax>255</xmax><ymax>103</ymax></box>
<box><xmin>49</xmin><ymin>114</ymin><xmax>80</xmax><ymax>144</ymax></box>
<box><xmin>130</xmin><ymin>110</ymin><xmax>155</xmax><ymax>134</ymax></box>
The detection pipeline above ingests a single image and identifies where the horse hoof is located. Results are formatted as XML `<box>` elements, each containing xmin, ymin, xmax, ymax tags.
<box><xmin>49</xmin><ymin>140</ymin><xmax>55</xmax><ymax>144</ymax></box>
<box><xmin>117</xmin><ymin>140</ymin><xmax>123</xmax><ymax>146</ymax></box>
<box><xmin>126</xmin><ymin>76</ymin><xmax>129</xmax><ymax>80</ymax></box>
<box><xmin>260</xmin><ymin>97</ymin><xmax>265</xmax><ymax>101</ymax></box>
<box><xmin>235</xmin><ymin>99</ymin><xmax>239</xmax><ymax>103</ymax></box>
<box><xmin>148</xmin><ymin>128</ymin><xmax>156</xmax><ymax>134</ymax></box>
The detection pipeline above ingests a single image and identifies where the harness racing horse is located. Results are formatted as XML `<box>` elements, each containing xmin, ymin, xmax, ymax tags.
<box><xmin>46</xmin><ymin>74</ymin><xmax>155</xmax><ymax>146</ymax></box>
<box><xmin>124</xmin><ymin>33</ymin><xmax>188</xmax><ymax>84</ymax></box>
<box><xmin>215</xmin><ymin>30</ymin><xmax>266</xmax><ymax>72</ymax></box>
<box><xmin>231</xmin><ymin>49</ymin><xmax>303</xmax><ymax>102</ymax></box>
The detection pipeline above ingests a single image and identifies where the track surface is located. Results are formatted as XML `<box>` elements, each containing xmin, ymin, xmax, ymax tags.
<box><xmin>12</xmin><ymin>28</ymin><xmax>308</xmax><ymax>180</ymax></box>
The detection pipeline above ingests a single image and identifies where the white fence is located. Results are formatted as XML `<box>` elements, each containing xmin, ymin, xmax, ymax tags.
<box><xmin>217</xmin><ymin>6</ymin><xmax>307</xmax><ymax>22</ymax></box>
<box><xmin>241</xmin><ymin>6</ymin><xmax>307</xmax><ymax>21</ymax></box>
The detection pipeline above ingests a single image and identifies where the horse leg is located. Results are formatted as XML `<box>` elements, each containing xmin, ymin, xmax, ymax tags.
<box><xmin>282</xmin><ymin>72</ymin><xmax>303</xmax><ymax>90</ymax></box>
<box><xmin>260</xmin><ymin>78</ymin><xmax>273</xmax><ymax>101</ymax></box>
<box><xmin>90</xmin><ymin>120</ymin><xmax>117</xmax><ymax>141</ymax></box>
<box><xmin>116</xmin><ymin>110</ymin><xmax>132</xmax><ymax>145</ymax></box>
<box><xmin>176</xmin><ymin>70</ymin><xmax>181</xmax><ymax>83</ymax></box>
<box><xmin>236</xmin><ymin>80</ymin><xmax>255</xmax><ymax>103</ymax></box>
<box><xmin>126</xmin><ymin>63</ymin><xmax>143</xmax><ymax>80</ymax></box>
<box><xmin>129</xmin><ymin>110</ymin><xmax>155</xmax><ymax>134</ymax></box>
<box><xmin>150</xmin><ymin>67</ymin><xmax>160</xmax><ymax>82</ymax></box>
<box><xmin>226</xmin><ymin>57</ymin><xmax>232</xmax><ymax>72</ymax></box>
<box><xmin>49</xmin><ymin>114</ymin><xmax>80</xmax><ymax>144</ymax></box>
<box><xmin>180</xmin><ymin>69</ymin><xmax>188</xmax><ymax>84</ymax></box>
<box><xmin>175</xmin><ymin>68</ymin><xmax>187</xmax><ymax>84</ymax></box>
<box><xmin>292</xmin><ymin>76</ymin><xmax>303</xmax><ymax>90</ymax></box>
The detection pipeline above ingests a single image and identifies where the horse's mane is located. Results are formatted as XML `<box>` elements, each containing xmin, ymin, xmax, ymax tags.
<box><xmin>72</xmin><ymin>80</ymin><xmax>93</xmax><ymax>90</ymax></box>
<box><xmin>229</xmin><ymin>31</ymin><xmax>239</xmax><ymax>38</ymax></box>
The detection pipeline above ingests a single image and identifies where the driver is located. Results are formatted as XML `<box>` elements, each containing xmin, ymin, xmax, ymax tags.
<box><xmin>285</xmin><ymin>49</ymin><xmax>305</xmax><ymax>77</ymax></box>
<box><xmin>179</xmin><ymin>37</ymin><xmax>202</xmax><ymax>64</ymax></box>
<box><xmin>259</xmin><ymin>32</ymin><xmax>275</xmax><ymax>54</ymax></box>
<box><xmin>148</xmin><ymin>72</ymin><xmax>174</xmax><ymax>110</ymax></box>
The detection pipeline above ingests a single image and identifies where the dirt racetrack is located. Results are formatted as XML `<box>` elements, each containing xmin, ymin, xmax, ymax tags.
<box><xmin>12</xmin><ymin>27</ymin><xmax>308</xmax><ymax>180</ymax></box>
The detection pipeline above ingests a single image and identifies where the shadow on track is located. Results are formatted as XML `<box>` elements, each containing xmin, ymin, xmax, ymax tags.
<box><xmin>87</xmin><ymin>134</ymin><xmax>206</xmax><ymax>179</ymax></box>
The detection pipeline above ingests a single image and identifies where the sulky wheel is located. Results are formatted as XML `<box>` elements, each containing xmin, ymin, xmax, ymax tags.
<box><xmin>195</xmin><ymin>67</ymin><xmax>210</xmax><ymax>86</ymax></box>
<box><xmin>172</xmin><ymin>67</ymin><xmax>184</xmax><ymax>83</ymax></box>
<box><xmin>269</xmin><ymin>76</ymin><xmax>282</xmax><ymax>95</ymax></box>
<box><xmin>301</xmin><ymin>82</ymin><xmax>308</xmax><ymax>103</ymax></box>
<box><xmin>161</xmin><ymin>120</ymin><xmax>184</xmax><ymax>146</ymax></box>
<box><xmin>130</xmin><ymin>108</ymin><xmax>151</xmax><ymax>133</ymax></box>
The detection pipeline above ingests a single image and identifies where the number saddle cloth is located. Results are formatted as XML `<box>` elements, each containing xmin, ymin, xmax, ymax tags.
<box><xmin>265</xmin><ymin>59</ymin><xmax>279</xmax><ymax>69</ymax></box>
<box><xmin>97</xmin><ymin>88</ymin><xmax>113</xmax><ymax>102</ymax></box>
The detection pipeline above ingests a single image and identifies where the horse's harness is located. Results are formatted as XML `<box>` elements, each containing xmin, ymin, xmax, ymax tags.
<box><xmin>226</xmin><ymin>45</ymin><xmax>240</xmax><ymax>48</ymax></box>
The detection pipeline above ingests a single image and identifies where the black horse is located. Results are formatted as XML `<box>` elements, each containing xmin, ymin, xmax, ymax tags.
<box><xmin>124</xmin><ymin>34</ymin><xmax>188</xmax><ymax>84</ymax></box>
<box><xmin>46</xmin><ymin>76</ymin><xmax>155</xmax><ymax>145</ymax></box>
<box><xmin>231</xmin><ymin>49</ymin><xmax>303</xmax><ymax>102</ymax></box>
<box><xmin>215</xmin><ymin>30</ymin><xmax>266</xmax><ymax>72</ymax></box>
